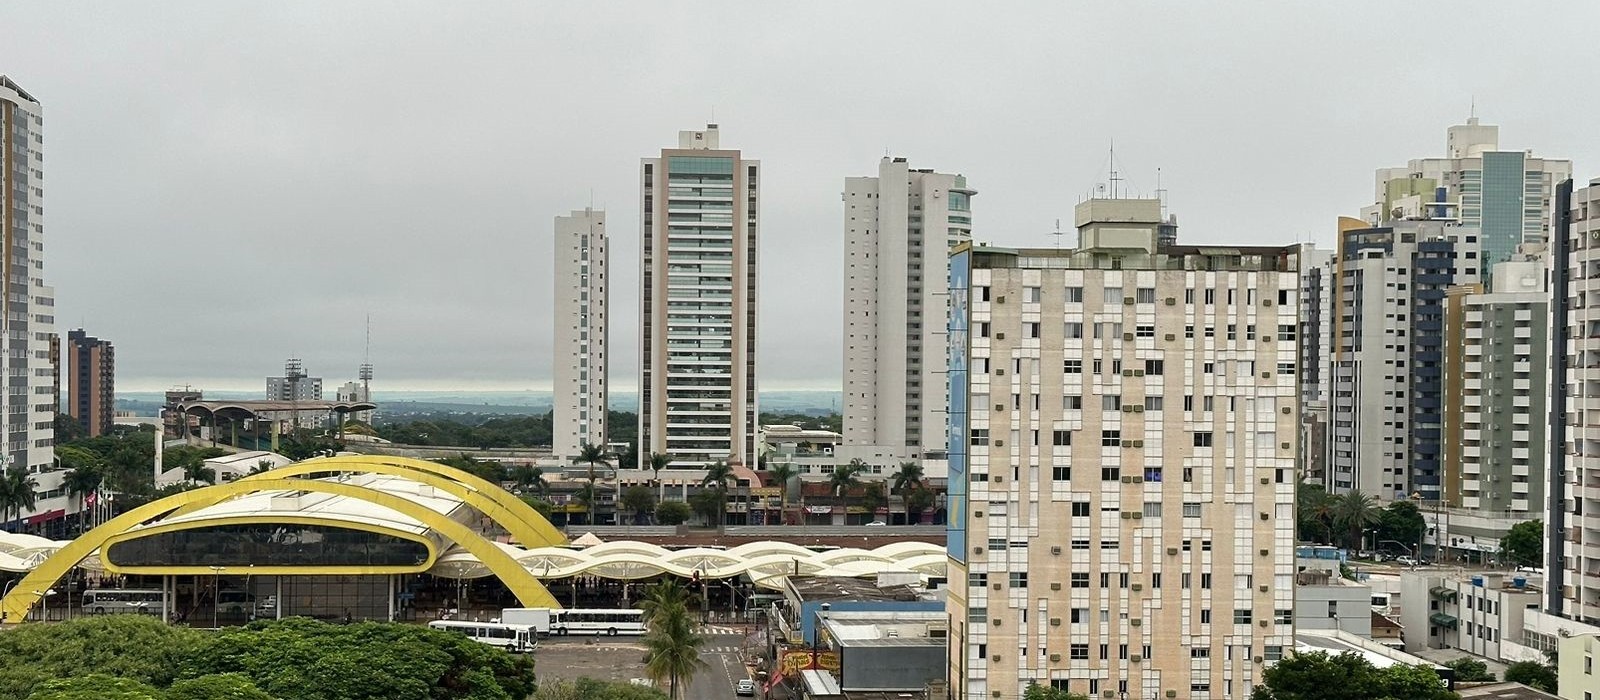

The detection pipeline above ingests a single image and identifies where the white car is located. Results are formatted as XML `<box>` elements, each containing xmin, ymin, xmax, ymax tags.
<box><xmin>865</xmin><ymin>520</ymin><xmax>887</xmax><ymax>527</ymax></box>
<box><xmin>1395</xmin><ymin>556</ymin><xmax>1418</xmax><ymax>567</ymax></box>
<box><xmin>736</xmin><ymin>679</ymin><xmax>756</xmax><ymax>696</ymax></box>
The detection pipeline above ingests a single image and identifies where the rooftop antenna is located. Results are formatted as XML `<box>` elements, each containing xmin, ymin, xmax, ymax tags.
<box><xmin>1155</xmin><ymin>167</ymin><xmax>1169</xmax><ymax>219</ymax></box>
<box><xmin>1470</xmin><ymin>95</ymin><xmax>1476</xmax><ymax>120</ymax></box>
<box><xmin>1052</xmin><ymin>218</ymin><xmax>1064</xmax><ymax>250</ymax></box>
<box><xmin>359</xmin><ymin>315</ymin><xmax>373</xmax><ymax>400</ymax></box>
<box><xmin>1108</xmin><ymin>139</ymin><xmax>1123</xmax><ymax>199</ymax></box>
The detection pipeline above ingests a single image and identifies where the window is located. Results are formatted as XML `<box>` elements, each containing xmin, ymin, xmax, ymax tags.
<box><xmin>1052</xmin><ymin>466</ymin><xmax>1072</xmax><ymax>481</ymax></box>
<box><xmin>1072</xmin><ymin>539</ymin><xmax>1090</xmax><ymax>550</ymax></box>
<box><xmin>1064</xmin><ymin>322</ymin><xmax>1083</xmax><ymax>339</ymax></box>
<box><xmin>1143</xmin><ymin>503</ymin><xmax>1162</xmax><ymax>518</ymax></box>
<box><xmin>1278</xmin><ymin>362</ymin><xmax>1296</xmax><ymax>375</ymax></box>
<box><xmin>1278</xmin><ymin>324</ymin><xmax>1297</xmax><ymax>341</ymax></box>
<box><xmin>1183</xmin><ymin>395</ymin><xmax>1193</xmax><ymax>411</ymax></box>
<box><xmin>1201</xmin><ymin>573</ymin><xmax>1212</xmax><ymax>589</ymax></box>
<box><xmin>1103</xmin><ymin>287</ymin><xmax>1123</xmax><ymax>304</ymax></box>
<box><xmin>970</xmin><ymin>428</ymin><xmax>989</xmax><ymax>445</ymax></box>
<box><xmin>1185</xmin><ymin>288</ymin><xmax>1195</xmax><ymax>303</ymax></box>
<box><xmin>1145</xmin><ymin>360</ymin><xmax>1164</xmax><ymax>375</ymax></box>
<box><xmin>1246</xmin><ymin>324</ymin><xmax>1256</xmax><ymax>340</ymax></box>
<box><xmin>1102</xmin><ymin>430</ymin><xmax>1121</xmax><ymax>447</ymax></box>
<box><xmin>1023</xmin><ymin>286</ymin><xmax>1041</xmax><ymax>303</ymax></box>
<box><xmin>1064</xmin><ymin>395</ymin><xmax>1082</xmax><ymax>410</ymax></box>
<box><xmin>1070</xmin><ymin>643</ymin><xmax>1089</xmax><ymax>660</ymax></box>
<box><xmin>1200</xmin><ymin>609</ymin><xmax>1211</xmax><ymax>623</ymax></box>
<box><xmin>1135</xmin><ymin>324</ymin><xmax>1155</xmax><ymax>338</ymax></box>
<box><xmin>976</xmin><ymin>286</ymin><xmax>990</xmax><ymax>302</ymax></box>
<box><xmin>1071</xmin><ymin>608</ymin><xmax>1087</xmax><ymax>623</ymax></box>
<box><xmin>1226</xmin><ymin>324</ymin><xmax>1237</xmax><ymax>340</ymax></box>
<box><xmin>1024</xmin><ymin>322</ymin><xmax>1040</xmax><ymax>339</ymax></box>
<box><xmin>1136</xmin><ymin>287</ymin><xmax>1156</xmax><ymax>303</ymax></box>
<box><xmin>1053</xmin><ymin>430</ymin><xmax>1072</xmax><ymax>446</ymax></box>
<box><xmin>1233</xmin><ymin>609</ymin><xmax>1252</xmax><ymax>624</ymax></box>
<box><xmin>967</xmin><ymin>606</ymin><xmax>987</xmax><ymax>623</ymax></box>
<box><xmin>1064</xmin><ymin>360</ymin><xmax>1082</xmax><ymax>374</ymax></box>
<box><xmin>1071</xmin><ymin>502</ymin><xmax>1090</xmax><ymax>517</ymax></box>
<box><xmin>1193</xmin><ymin>432</ymin><xmax>1213</xmax><ymax>447</ymax></box>
<box><xmin>1183</xmin><ymin>502</ymin><xmax>1201</xmax><ymax>517</ymax></box>
<box><xmin>1009</xmin><ymin>572</ymin><xmax>1028</xmax><ymax>588</ymax></box>
<box><xmin>1185</xmin><ymin>324</ymin><xmax>1195</xmax><ymax>338</ymax></box>
<box><xmin>1065</xmin><ymin>286</ymin><xmax>1084</xmax><ymax>302</ymax></box>
<box><xmin>1101</xmin><ymin>466</ymin><xmax>1121</xmax><ymax>481</ymax></box>
<box><xmin>975</xmin><ymin>322</ymin><xmax>990</xmax><ymax>338</ymax></box>
<box><xmin>1102</xmin><ymin>395</ymin><xmax>1122</xmax><ymax>410</ymax></box>
<box><xmin>1071</xmin><ymin>573</ymin><xmax>1089</xmax><ymax>588</ymax></box>
<box><xmin>1144</xmin><ymin>396</ymin><xmax>1164</xmax><ymax>411</ymax></box>
<box><xmin>1204</xmin><ymin>289</ymin><xmax>1216</xmax><ymax>304</ymax></box>
<box><xmin>1191</xmin><ymin>648</ymin><xmax>1210</xmax><ymax>658</ymax></box>
<box><xmin>968</xmin><ymin>572</ymin><xmax>987</xmax><ymax>588</ymax></box>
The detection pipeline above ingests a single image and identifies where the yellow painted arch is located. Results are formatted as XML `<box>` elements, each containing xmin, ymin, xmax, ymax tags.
<box><xmin>169</xmin><ymin>455</ymin><xmax>566</xmax><ymax>549</ymax></box>
<box><xmin>99</xmin><ymin>515</ymin><xmax>441</xmax><ymax>577</ymax></box>
<box><xmin>0</xmin><ymin>478</ymin><xmax>561</xmax><ymax>622</ymax></box>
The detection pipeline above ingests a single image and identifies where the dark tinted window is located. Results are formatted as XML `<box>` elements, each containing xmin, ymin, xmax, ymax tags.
<box><xmin>106</xmin><ymin>524</ymin><xmax>429</xmax><ymax>567</ymax></box>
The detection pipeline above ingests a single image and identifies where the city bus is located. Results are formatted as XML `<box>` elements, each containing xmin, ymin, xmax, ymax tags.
<box><xmin>426</xmin><ymin>620</ymin><xmax>537</xmax><ymax>652</ymax></box>
<box><xmin>82</xmin><ymin>589</ymin><xmax>163</xmax><ymax>614</ymax></box>
<box><xmin>548</xmin><ymin>608</ymin><xmax>646</xmax><ymax>636</ymax></box>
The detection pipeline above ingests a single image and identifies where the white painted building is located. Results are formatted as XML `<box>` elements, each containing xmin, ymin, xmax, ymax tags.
<box><xmin>1551</xmin><ymin>177</ymin><xmax>1600</xmax><ymax>623</ymax></box>
<box><xmin>842</xmin><ymin>157</ymin><xmax>974</xmax><ymax>461</ymax></box>
<box><xmin>945</xmin><ymin>205</ymin><xmax>1303</xmax><ymax>700</ymax></box>
<box><xmin>639</xmin><ymin>125</ymin><xmax>759</xmax><ymax>467</ymax></box>
<box><xmin>1363</xmin><ymin>117</ymin><xmax>1570</xmax><ymax>281</ymax></box>
<box><xmin>553</xmin><ymin>208</ymin><xmax>608</xmax><ymax>460</ymax></box>
<box><xmin>0</xmin><ymin>76</ymin><xmax>64</xmax><ymax>533</ymax></box>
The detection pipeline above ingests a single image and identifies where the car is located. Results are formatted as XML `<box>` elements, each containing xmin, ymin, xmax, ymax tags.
<box><xmin>865</xmin><ymin>520</ymin><xmax>887</xmax><ymax>527</ymax></box>
<box><xmin>735</xmin><ymin>679</ymin><xmax>756</xmax><ymax>696</ymax></box>
<box><xmin>1395</xmin><ymin>556</ymin><xmax>1418</xmax><ymax>567</ymax></box>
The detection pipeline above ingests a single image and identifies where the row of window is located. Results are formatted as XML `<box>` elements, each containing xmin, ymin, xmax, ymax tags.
<box><xmin>988</xmin><ymin>286</ymin><xmax>1295</xmax><ymax>307</ymax></box>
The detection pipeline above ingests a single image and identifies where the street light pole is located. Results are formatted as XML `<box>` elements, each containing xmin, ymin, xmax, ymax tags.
<box><xmin>208</xmin><ymin>566</ymin><xmax>224</xmax><ymax>629</ymax></box>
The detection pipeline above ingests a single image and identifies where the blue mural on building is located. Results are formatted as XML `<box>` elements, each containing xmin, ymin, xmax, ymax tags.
<box><xmin>946</xmin><ymin>250</ymin><xmax>970</xmax><ymax>563</ymax></box>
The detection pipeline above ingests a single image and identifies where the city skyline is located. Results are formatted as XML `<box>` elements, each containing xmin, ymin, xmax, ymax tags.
<box><xmin>5</xmin><ymin>3</ymin><xmax>1600</xmax><ymax>393</ymax></box>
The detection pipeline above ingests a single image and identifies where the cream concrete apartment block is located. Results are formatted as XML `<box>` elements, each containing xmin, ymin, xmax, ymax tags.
<box><xmin>946</xmin><ymin>216</ymin><xmax>1301</xmax><ymax>700</ymax></box>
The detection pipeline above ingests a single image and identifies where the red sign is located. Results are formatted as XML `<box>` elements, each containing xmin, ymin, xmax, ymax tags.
<box><xmin>25</xmin><ymin>509</ymin><xmax>64</xmax><ymax>526</ymax></box>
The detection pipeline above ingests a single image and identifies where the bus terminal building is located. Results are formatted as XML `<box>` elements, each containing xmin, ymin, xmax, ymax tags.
<box><xmin>0</xmin><ymin>455</ymin><xmax>944</xmax><ymax>625</ymax></box>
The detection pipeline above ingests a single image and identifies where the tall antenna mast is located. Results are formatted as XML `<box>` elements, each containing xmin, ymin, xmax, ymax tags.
<box><xmin>1155</xmin><ymin>167</ymin><xmax>1169</xmax><ymax>219</ymax></box>
<box><xmin>1108</xmin><ymin>139</ymin><xmax>1122</xmax><ymax>199</ymax></box>
<box><xmin>359</xmin><ymin>315</ymin><xmax>373</xmax><ymax>398</ymax></box>
<box><xmin>1052</xmin><ymin>218</ymin><xmax>1064</xmax><ymax>250</ymax></box>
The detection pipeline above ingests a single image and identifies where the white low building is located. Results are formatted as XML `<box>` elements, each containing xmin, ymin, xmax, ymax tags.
<box><xmin>157</xmin><ymin>451</ymin><xmax>293</xmax><ymax>487</ymax></box>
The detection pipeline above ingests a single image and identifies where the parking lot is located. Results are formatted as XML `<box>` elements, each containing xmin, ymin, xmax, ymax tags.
<box><xmin>532</xmin><ymin>637</ymin><xmax>651</xmax><ymax>686</ymax></box>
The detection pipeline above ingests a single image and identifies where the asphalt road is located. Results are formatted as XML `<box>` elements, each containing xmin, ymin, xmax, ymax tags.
<box><xmin>686</xmin><ymin>633</ymin><xmax>750</xmax><ymax>700</ymax></box>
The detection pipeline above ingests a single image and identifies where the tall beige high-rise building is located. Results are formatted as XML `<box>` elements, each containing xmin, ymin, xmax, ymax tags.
<box><xmin>639</xmin><ymin>125</ymin><xmax>759</xmax><ymax>467</ymax></box>
<box><xmin>945</xmin><ymin>200</ymin><xmax>1301</xmax><ymax>700</ymax></box>
<box><xmin>553</xmin><ymin>208</ymin><xmax>608</xmax><ymax>460</ymax></box>
<box><xmin>842</xmin><ymin>157</ymin><xmax>974</xmax><ymax>459</ymax></box>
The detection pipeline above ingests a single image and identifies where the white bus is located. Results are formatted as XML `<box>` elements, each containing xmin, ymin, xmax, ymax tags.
<box><xmin>83</xmin><ymin>589</ymin><xmax>163</xmax><ymax>615</ymax></box>
<box><xmin>427</xmin><ymin>620</ymin><xmax>537</xmax><ymax>652</ymax></box>
<box><xmin>548</xmin><ymin>608</ymin><xmax>647</xmax><ymax>637</ymax></box>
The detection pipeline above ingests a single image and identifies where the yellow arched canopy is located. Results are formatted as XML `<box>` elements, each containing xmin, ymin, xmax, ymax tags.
<box><xmin>0</xmin><ymin>477</ymin><xmax>562</xmax><ymax>622</ymax></box>
<box><xmin>167</xmin><ymin>455</ymin><xmax>565</xmax><ymax>549</ymax></box>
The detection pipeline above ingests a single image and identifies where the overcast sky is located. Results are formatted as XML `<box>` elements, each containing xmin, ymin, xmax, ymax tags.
<box><xmin>4</xmin><ymin>2</ymin><xmax>1597</xmax><ymax>392</ymax></box>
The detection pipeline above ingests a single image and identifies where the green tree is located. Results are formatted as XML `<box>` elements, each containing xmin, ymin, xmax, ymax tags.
<box><xmin>1376</xmin><ymin>500</ymin><xmax>1427</xmax><ymax>553</ymax></box>
<box><xmin>699</xmin><ymin>461</ymin><xmax>736</xmax><ymax>531</ymax></box>
<box><xmin>621</xmin><ymin>485</ymin><xmax>656</xmax><ymax>525</ymax></box>
<box><xmin>637</xmin><ymin>578</ymin><xmax>689</xmax><ymax>628</ymax></box>
<box><xmin>648</xmin><ymin>452</ymin><xmax>672</xmax><ymax>503</ymax></box>
<box><xmin>0</xmin><ymin>615</ymin><xmax>201</xmax><ymax>698</ymax></box>
<box><xmin>62</xmin><ymin>461</ymin><xmax>103</xmax><ymax>529</ymax></box>
<box><xmin>1334</xmin><ymin>490</ymin><xmax>1383</xmax><ymax>551</ymax></box>
<box><xmin>1297</xmin><ymin>478</ymin><xmax>1337</xmax><ymax>544</ymax></box>
<box><xmin>436</xmin><ymin>453</ymin><xmax>507</xmax><ymax>484</ymax></box>
<box><xmin>1250</xmin><ymin>650</ymin><xmax>1456</xmax><ymax>700</ymax></box>
<box><xmin>165</xmin><ymin>673</ymin><xmax>273</xmax><ymax>700</ymax></box>
<box><xmin>573</xmin><ymin>443</ymin><xmax>611</xmax><ymax>526</ymax></box>
<box><xmin>687</xmin><ymin>490</ymin><xmax>721</xmax><ymax>527</ymax></box>
<box><xmin>1442</xmin><ymin>657</ymin><xmax>1495</xmax><ymax>682</ymax></box>
<box><xmin>24</xmin><ymin>675</ymin><xmax>162</xmax><ymax>700</ymax></box>
<box><xmin>0</xmin><ymin>468</ymin><xmax>38</xmax><ymax>530</ymax></box>
<box><xmin>53</xmin><ymin>413</ymin><xmax>87</xmax><ymax>443</ymax></box>
<box><xmin>520</xmin><ymin>496</ymin><xmax>555</xmax><ymax>520</ymax></box>
<box><xmin>829</xmin><ymin>461</ymin><xmax>863</xmax><ymax>500</ymax></box>
<box><xmin>181</xmin><ymin>461</ymin><xmax>216</xmax><ymax>485</ymax></box>
<box><xmin>1504</xmin><ymin>660</ymin><xmax>1558</xmax><ymax>693</ymax></box>
<box><xmin>655</xmin><ymin>500</ymin><xmax>691</xmax><ymax>526</ymax></box>
<box><xmin>534</xmin><ymin>678</ymin><xmax>668</xmax><ymax>700</ymax></box>
<box><xmin>1502</xmin><ymin>520</ymin><xmax>1543</xmax><ymax>568</ymax></box>
<box><xmin>890</xmin><ymin>461</ymin><xmax>924</xmax><ymax>525</ymax></box>
<box><xmin>764</xmin><ymin>462</ymin><xmax>797</xmax><ymax>524</ymax></box>
<box><xmin>1023</xmin><ymin>684</ymin><xmax>1090</xmax><ymax>700</ymax></box>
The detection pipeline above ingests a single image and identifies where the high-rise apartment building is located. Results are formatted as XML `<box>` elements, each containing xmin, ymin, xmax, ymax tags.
<box><xmin>65</xmin><ymin>329</ymin><xmax>114</xmax><ymax>437</ymax></box>
<box><xmin>842</xmin><ymin>157</ymin><xmax>975</xmax><ymax>459</ymax></box>
<box><xmin>1364</xmin><ymin>117</ymin><xmax>1569</xmax><ymax>282</ymax></box>
<box><xmin>945</xmin><ymin>201</ymin><xmax>1301</xmax><ymax>700</ymax></box>
<box><xmin>1440</xmin><ymin>253</ymin><xmax>1546</xmax><ymax>516</ymax></box>
<box><xmin>1297</xmin><ymin>247</ymin><xmax>1335</xmax><ymax>485</ymax></box>
<box><xmin>1328</xmin><ymin>217</ymin><xmax>1479</xmax><ymax>501</ymax></box>
<box><xmin>1</xmin><ymin>76</ymin><xmax>57</xmax><ymax>479</ymax></box>
<box><xmin>267</xmin><ymin>359</ymin><xmax>322</xmax><ymax>401</ymax></box>
<box><xmin>639</xmin><ymin>125</ymin><xmax>759</xmax><ymax>467</ymax></box>
<box><xmin>553</xmin><ymin>208</ymin><xmax>608</xmax><ymax>460</ymax></box>
<box><xmin>1549</xmin><ymin>177</ymin><xmax>1600</xmax><ymax>620</ymax></box>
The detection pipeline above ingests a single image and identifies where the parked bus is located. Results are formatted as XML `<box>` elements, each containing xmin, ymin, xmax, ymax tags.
<box><xmin>83</xmin><ymin>589</ymin><xmax>163</xmax><ymax>615</ymax></box>
<box><xmin>426</xmin><ymin>620</ymin><xmax>537</xmax><ymax>652</ymax></box>
<box><xmin>502</xmin><ymin>607</ymin><xmax>646</xmax><ymax>636</ymax></box>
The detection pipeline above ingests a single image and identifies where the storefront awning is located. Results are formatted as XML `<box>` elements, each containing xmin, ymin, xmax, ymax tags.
<box><xmin>1429</xmin><ymin>612</ymin><xmax>1458</xmax><ymax>628</ymax></box>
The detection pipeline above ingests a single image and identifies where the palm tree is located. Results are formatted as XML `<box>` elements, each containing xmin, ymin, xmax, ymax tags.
<box><xmin>890</xmin><ymin>461</ymin><xmax>924</xmax><ymax>525</ymax></box>
<box><xmin>1334</xmin><ymin>489</ymin><xmax>1382</xmax><ymax>551</ymax></box>
<box><xmin>527</xmin><ymin>467</ymin><xmax>549</xmax><ymax>499</ymax></box>
<box><xmin>182</xmin><ymin>461</ymin><xmax>216</xmax><ymax>485</ymax></box>
<box><xmin>765</xmin><ymin>462</ymin><xmax>797</xmax><ymax>525</ymax></box>
<box><xmin>649</xmin><ymin>452</ymin><xmax>673</xmax><ymax>504</ymax></box>
<box><xmin>248</xmin><ymin>459</ymin><xmax>277</xmax><ymax>475</ymax></box>
<box><xmin>64</xmin><ymin>464</ymin><xmax>103</xmax><ymax>531</ymax></box>
<box><xmin>641</xmin><ymin>579</ymin><xmax>708</xmax><ymax>700</ymax></box>
<box><xmin>572</xmin><ymin>443</ymin><xmax>611</xmax><ymax>526</ymax></box>
<box><xmin>0</xmin><ymin>468</ymin><xmax>37</xmax><ymax>532</ymax></box>
<box><xmin>700</xmin><ymin>461</ymin><xmax>737</xmax><ymax>531</ymax></box>
<box><xmin>1297</xmin><ymin>478</ymin><xmax>1336</xmax><ymax>544</ymax></box>
<box><xmin>830</xmin><ymin>461</ymin><xmax>863</xmax><ymax>499</ymax></box>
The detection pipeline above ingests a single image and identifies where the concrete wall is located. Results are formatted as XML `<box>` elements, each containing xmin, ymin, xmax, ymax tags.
<box><xmin>841</xmin><ymin>644</ymin><xmax>945</xmax><ymax>691</ymax></box>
